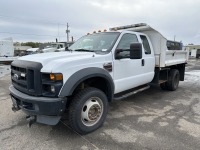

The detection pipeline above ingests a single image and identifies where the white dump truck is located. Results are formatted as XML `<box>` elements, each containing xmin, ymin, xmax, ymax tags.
<box><xmin>9</xmin><ymin>23</ymin><xmax>188</xmax><ymax>134</ymax></box>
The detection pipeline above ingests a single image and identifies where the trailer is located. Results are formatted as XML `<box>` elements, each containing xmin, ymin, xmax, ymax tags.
<box><xmin>0</xmin><ymin>38</ymin><xmax>17</xmax><ymax>63</ymax></box>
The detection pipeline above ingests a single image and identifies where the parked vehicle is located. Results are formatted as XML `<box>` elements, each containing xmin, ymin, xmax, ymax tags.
<box><xmin>9</xmin><ymin>23</ymin><xmax>188</xmax><ymax>134</ymax></box>
<box><xmin>26</xmin><ymin>48</ymin><xmax>39</xmax><ymax>55</ymax></box>
<box><xmin>40</xmin><ymin>42</ymin><xmax>74</xmax><ymax>53</ymax></box>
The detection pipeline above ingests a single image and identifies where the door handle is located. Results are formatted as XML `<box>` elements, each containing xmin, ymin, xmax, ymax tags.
<box><xmin>142</xmin><ymin>59</ymin><xmax>145</xmax><ymax>66</ymax></box>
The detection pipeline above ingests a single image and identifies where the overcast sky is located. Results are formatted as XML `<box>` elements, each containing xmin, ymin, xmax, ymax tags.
<box><xmin>0</xmin><ymin>0</ymin><xmax>199</xmax><ymax>45</ymax></box>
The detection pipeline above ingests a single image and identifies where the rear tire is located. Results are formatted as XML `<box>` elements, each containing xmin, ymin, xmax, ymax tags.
<box><xmin>68</xmin><ymin>87</ymin><xmax>108</xmax><ymax>135</ymax></box>
<box><xmin>160</xmin><ymin>69</ymin><xmax>180</xmax><ymax>91</ymax></box>
<box><xmin>166</xmin><ymin>69</ymin><xmax>180</xmax><ymax>91</ymax></box>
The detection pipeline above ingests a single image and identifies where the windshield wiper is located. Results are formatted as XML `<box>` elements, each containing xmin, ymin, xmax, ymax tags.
<box><xmin>74</xmin><ymin>49</ymin><xmax>94</xmax><ymax>52</ymax></box>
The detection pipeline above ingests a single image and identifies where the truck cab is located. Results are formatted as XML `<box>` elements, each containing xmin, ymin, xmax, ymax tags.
<box><xmin>112</xmin><ymin>30</ymin><xmax>155</xmax><ymax>93</ymax></box>
<box><xmin>9</xmin><ymin>23</ymin><xmax>188</xmax><ymax>134</ymax></box>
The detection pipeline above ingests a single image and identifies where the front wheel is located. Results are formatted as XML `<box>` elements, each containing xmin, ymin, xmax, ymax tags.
<box><xmin>68</xmin><ymin>87</ymin><xmax>108</xmax><ymax>135</ymax></box>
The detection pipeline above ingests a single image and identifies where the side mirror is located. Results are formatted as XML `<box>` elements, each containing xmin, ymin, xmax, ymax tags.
<box><xmin>130</xmin><ymin>43</ymin><xmax>142</xmax><ymax>59</ymax></box>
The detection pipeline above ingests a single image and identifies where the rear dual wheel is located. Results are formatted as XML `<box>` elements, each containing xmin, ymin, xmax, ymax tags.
<box><xmin>160</xmin><ymin>69</ymin><xmax>180</xmax><ymax>91</ymax></box>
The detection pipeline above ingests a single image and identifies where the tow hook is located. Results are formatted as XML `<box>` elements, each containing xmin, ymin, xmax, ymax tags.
<box><xmin>26</xmin><ymin>116</ymin><xmax>36</xmax><ymax>127</ymax></box>
<box><xmin>12</xmin><ymin>105</ymin><xmax>20</xmax><ymax>112</ymax></box>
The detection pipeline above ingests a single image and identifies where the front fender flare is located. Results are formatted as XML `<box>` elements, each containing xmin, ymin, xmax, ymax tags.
<box><xmin>59</xmin><ymin>67</ymin><xmax>114</xmax><ymax>101</ymax></box>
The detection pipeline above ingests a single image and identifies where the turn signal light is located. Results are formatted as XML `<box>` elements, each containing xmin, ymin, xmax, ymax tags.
<box><xmin>55</xmin><ymin>74</ymin><xmax>63</xmax><ymax>81</ymax></box>
<box><xmin>50</xmin><ymin>74</ymin><xmax>55</xmax><ymax>80</ymax></box>
<box><xmin>50</xmin><ymin>73</ymin><xmax>63</xmax><ymax>81</ymax></box>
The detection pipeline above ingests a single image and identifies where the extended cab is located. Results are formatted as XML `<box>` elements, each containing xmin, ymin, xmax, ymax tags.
<box><xmin>9</xmin><ymin>23</ymin><xmax>188</xmax><ymax>134</ymax></box>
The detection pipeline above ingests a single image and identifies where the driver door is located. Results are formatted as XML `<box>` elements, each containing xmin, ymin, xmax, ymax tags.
<box><xmin>113</xmin><ymin>33</ymin><xmax>145</xmax><ymax>94</ymax></box>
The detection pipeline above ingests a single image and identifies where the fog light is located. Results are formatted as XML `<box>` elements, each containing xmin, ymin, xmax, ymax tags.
<box><xmin>50</xmin><ymin>85</ymin><xmax>55</xmax><ymax>93</ymax></box>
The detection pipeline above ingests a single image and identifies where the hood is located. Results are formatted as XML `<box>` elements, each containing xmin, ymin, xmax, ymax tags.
<box><xmin>19</xmin><ymin>51</ymin><xmax>102</xmax><ymax>72</ymax></box>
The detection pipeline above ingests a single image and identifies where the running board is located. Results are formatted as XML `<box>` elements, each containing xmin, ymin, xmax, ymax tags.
<box><xmin>113</xmin><ymin>85</ymin><xmax>150</xmax><ymax>101</ymax></box>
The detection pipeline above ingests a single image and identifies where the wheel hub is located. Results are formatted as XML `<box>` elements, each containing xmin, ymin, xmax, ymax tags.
<box><xmin>88</xmin><ymin>104</ymin><xmax>101</xmax><ymax>120</ymax></box>
<box><xmin>81</xmin><ymin>97</ymin><xmax>103</xmax><ymax>126</ymax></box>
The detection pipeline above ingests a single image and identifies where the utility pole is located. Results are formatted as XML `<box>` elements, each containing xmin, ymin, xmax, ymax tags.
<box><xmin>66</xmin><ymin>23</ymin><xmax>70</xmax><ymax>42</ymax></box>
<box><xmin>174</xmin><ymin>35</ymin><xmax>176</xmax><ymax>41</ymax></box>
<box><xmin>57</xmin><ymin>23</ymin><xmax>60</xmax><ymax>41</ymax></box>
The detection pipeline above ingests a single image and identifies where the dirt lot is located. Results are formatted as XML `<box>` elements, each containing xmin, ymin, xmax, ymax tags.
<box><xmin>0</xmin><ymin>59</ymin><xmax>200</xmax><ymax>150</ymax></box>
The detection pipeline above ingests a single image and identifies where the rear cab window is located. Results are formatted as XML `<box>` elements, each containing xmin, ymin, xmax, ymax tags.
<box><xmin>140</xmin><ymin>35</ymin><xmax>151</xmax><ymax>54</ymax></box>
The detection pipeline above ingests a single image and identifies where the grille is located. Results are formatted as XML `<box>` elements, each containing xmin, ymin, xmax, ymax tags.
<box><xmin>11</xmin><ymin>66</ymin><xmax>28</xmax><ymax>88</ymax></box>
<box><xmin>11</xmin><ymin>60</ymin><xmax>43</xmax><ymax>96</ymax></box>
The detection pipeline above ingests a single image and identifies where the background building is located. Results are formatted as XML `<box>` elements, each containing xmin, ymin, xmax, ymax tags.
<box><xmin>184</xmin><ymin>45</ymin><xmax>200</xmax><ymax>58</ymax></box>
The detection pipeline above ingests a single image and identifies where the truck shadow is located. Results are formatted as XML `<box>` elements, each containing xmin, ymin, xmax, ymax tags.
<box><xmin>49</xmin><ymin>85</ymin><xmax>169</xmax><ymax>135</ymax></box>
<box><xmin>22</xmin><ymin>85</ymin><xmax>183</xmax><ymax>137</ymax></box>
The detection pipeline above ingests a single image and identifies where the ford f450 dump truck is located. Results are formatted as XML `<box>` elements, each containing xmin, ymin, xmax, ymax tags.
<box><xmin>9</xmin><ymin>23</ymin><xmax>188</xmax><ymax>134</ymax></box>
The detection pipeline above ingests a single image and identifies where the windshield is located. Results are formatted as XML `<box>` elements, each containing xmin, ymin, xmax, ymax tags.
<box><xmin>69</xmin><ymin>32</ymin><xmax>120</xmax><ymax>52</ymax></box>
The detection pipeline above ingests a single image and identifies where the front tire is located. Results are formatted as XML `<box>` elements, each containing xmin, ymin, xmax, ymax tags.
<box><xmin>68</xmin><ymin>87</ymin><xmax>108</xmax><ymax>135</ymax></box>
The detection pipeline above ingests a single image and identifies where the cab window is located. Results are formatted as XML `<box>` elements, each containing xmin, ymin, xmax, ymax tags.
<box><xmin>116</xmin><ymin>33</ymin><xmax>138</xmax><ymax>58</ymax></box>
<box><xmin>140</xmin><ymin>35</ymin><xmax>151</xmax><ymax>54</ymax></box>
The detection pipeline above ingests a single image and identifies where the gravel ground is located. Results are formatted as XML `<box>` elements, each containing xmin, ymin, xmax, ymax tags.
<box><xmin>0</xmin><ymin>59</ymin><xmax>200</xmax><ymax>150</ymax></box>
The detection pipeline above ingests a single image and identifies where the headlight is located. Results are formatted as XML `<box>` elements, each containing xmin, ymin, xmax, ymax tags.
<box><xmin>42</xmin><ymin>73</ymin><xmax>63</xmax><ymax>97</ymax></box>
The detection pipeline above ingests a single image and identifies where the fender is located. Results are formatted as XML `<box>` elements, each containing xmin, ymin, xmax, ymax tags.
<box><xmin>59</xmin><ymin>67</ymin><xmax>115</xmax><ymax>101</ymax></box>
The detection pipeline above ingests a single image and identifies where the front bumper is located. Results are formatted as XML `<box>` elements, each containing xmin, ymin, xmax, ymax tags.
<box><xmin>9</xmin><ymin>85</ymin><xmax>67</xmax><ymax>125</ymax></box>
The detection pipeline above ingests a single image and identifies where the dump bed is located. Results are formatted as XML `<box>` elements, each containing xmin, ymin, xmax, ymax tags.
<box><xmin>110</xmin><ymin>23</ymin><xmax>188</xmax><ymax>67</ymax></box>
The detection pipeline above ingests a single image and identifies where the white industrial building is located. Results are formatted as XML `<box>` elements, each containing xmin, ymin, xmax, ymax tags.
<box><xmin>185</xmin><ymin>45</ymin><xmax>200</xmax><ymax>58</ymax></box>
